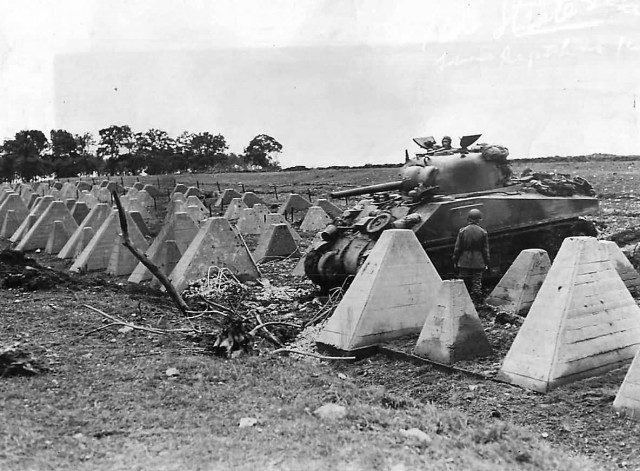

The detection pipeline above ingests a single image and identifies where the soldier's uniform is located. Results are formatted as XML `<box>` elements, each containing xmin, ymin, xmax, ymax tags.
<box><xmin>452</xmin><ymin>210</ymin><xmax>490</xmax><ymax>302</ymax></box>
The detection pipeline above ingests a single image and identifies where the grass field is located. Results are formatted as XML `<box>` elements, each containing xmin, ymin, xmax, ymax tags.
<box><xmin>3</xmin><ymin>155</ymin><xmax>640</xmax><ymax>470</ymax></box>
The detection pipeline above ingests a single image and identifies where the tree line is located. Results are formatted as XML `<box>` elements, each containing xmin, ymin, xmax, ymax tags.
<box><xmin>0</xmin><ymin>125</ymin><xmax>283</xmax><ymax>182</ymax></box>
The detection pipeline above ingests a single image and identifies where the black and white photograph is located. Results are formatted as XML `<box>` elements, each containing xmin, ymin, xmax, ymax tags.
<box><xmin>1</xmin><ymin>1</ymin><xmax>639</xmax><ymax>470</ymax></box>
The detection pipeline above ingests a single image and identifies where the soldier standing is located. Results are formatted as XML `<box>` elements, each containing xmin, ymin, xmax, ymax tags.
<box><xmin>452</xmin><ymin>209</ymin><xmax>490</xmax><ymax>302</ymax></box>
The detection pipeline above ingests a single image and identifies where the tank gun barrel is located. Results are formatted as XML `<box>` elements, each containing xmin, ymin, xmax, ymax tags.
<box><xmin>330</xmin><ymin>181</ymin><xmax>405</xmax><ymax>198</ymax></box>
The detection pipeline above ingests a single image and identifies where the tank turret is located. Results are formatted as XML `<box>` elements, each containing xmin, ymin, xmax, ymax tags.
<box><xmin>305</xmin><ymin>135</ymin><xmax>599</xmax><ymax>290</ymax></box>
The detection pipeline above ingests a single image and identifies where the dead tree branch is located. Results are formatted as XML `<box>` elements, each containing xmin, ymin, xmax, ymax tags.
<box><xmin>112</xmin><ymin>191</ymin><xmax>189</xmax><ymax>314</ymax></box>
<box><xmin>272</xmin><ymin>348</ymin><xmax>356</xmax><ymax>360</ymax></box>
<box><xmin>82</xmin><ymin>304</ymin><xmax>193</xmax><ymax>336</ymax></box>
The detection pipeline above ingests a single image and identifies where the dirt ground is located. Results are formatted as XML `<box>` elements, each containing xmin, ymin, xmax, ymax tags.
<box><xmin>2</xmin><ymin>158</ymin><xmax>640</xmax><ymax>470</ymax></box>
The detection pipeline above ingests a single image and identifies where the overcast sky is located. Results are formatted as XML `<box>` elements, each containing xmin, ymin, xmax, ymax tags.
<box><xmin>1</xmin><ymin>0</ymin><xmax>638</xmax><ymax>167</ymax></box>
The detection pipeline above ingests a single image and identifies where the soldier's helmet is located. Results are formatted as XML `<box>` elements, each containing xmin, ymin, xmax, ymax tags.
<box><xmin>467</xmin><ymin>208</ymin><xmax>483</xmax><ymax>221</ymax></box>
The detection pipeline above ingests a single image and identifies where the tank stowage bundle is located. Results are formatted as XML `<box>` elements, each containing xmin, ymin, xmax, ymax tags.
<box><xmin>305</xmin><ymin>134</ymin><xmax>599</xmax><ymax>289</ymax></box>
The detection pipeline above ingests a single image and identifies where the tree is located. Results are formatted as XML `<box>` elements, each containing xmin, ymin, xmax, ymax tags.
<box><xmin>97</xmin><ymin>125</ymin><xmax>134</xmax><ymax>175</ymax></box>
<box><xmin>48</xmin><ymin>129</ymin><xmax>78</xmax><ymax>178</ymax></box>
<box><xmin>74</xmin><ymin>132</ymin><xmax>100</xmax><ymax>176</ymax></box>
<box><xmin>2</xmin><ymin>130</ymin><xmax>49</xmax><ymax>181</ymax></box>
<box><xmin>132</xmin><ymin>129</ymin><xmax>176</xmax><ymax>174</ymax></box>
<box><xmin>188</xmin><ymin>132</ymin><xmax>228</xmax><ymax>172</ymax></box>
<box><xmin>243</xmin><ymin>134</ymin><xmax>282</xmax><ymax>170</ymax></box>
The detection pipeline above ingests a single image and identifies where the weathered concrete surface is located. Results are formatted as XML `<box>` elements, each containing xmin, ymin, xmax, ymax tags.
<box><xmin>277</xmin><ymin>194</ymin><xmax>311</xmax><ymax>219</ymax></box>
<box><xmin>486</xmin><ymin>249</ymin><xmax>551</xmax><ymax>316</ymax></box>
<box><xmin>317</xmin><ymin>229</ymin><xmax>442</xmax><ymax>351</ymax></box>
<box><xmin>223</xmin><ymin>198</ymin><xmax>248</xmax><ymax>222</ymax></box>
<box><xmin>299</xmin><ymin>206</ymin><xmax>332</xmax><ymax>232</ymax></box>
<box><xmin>58</xmin><ymin>203</ymin><xmax>112</xmax><ymax>260</ymax></box>
<box><xmin>414</xmin><ymin>280</ymin><xmax>492</xmax><ymax>364</ymax></box>
<box><xmin>214</xmin><ymin>188</ymin><xmax>242</xmax><ymax>208</ymax></box>
<box><xmin>600</xmin><ymin>240</ymin><xmax>640</xmax><ymax>297</ymax></box>
<box><xmin>253</xmin><ymin>223</ymin><xmax>301</xmax><ymax>263</ymax></box>
<box><xmin>70</xmin><ymin>209</ymin><xmax>147</xmax><ymax>273</ymax></box>
<box><xmin>497</xmin><ymin>237</ymin><xmax>640</xmax><ymax>393</ymax></box>
<box><xmin>10</xmin><ymin>195</ymin><xmax>54</xmax><ymax>243</ymax></box>
<box><xmin>169</xmin><ymin>217</ymin><xmax>260</xmax><ymax>293</ymax></box>
<box><xmin>613</xmin><ymin>348</ymin><xmax>640</xmax><ymax>419</ymax></box>
<box><xmin>241</xmin><ymin>191</ymin><xmax>267</xmax><ymax>208</ymax></box>
<box><xmin>236</xmin><ymin>208</ymin><xmax>263</xmax><ymax>235</ymax></box>
<box><xmin>128</xmin><ymin>212</ymin><xmax>199</xmax><ymax>283</ymax></box>
<box><xmin>0</xmin><ymin>194</ymin><xmax>29</xmax><ymax>234</ymax></box>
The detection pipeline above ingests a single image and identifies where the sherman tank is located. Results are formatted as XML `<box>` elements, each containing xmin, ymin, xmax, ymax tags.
<box><xmin>304</xmin><ymin>134</ymin><xmax>599</xmax><ymax>289</ymax></box>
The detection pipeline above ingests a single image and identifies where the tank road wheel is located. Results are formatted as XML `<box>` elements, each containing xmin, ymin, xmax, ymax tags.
<box><xmin>365</xmin><ymin>213</ymin><xmax>393</xmax><ymax>238</ymax></box>
<box><xmin>304</xmin><ymin>245</ymin><xmax>328</xmax><ymax>288</ymax></box>
<box><xmin>304</xmin><ymin>246</ymin><xmax>345</xmax><ymax>291</ymax></box>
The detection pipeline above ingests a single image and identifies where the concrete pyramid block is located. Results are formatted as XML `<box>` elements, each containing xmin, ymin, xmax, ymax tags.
<box><xmin>414</xmin><ymin>280</ymin><xmax>492</xmax><ymax>364</ymax></box>
<box><xmin>48</xmin><ymin>188</ymin><xmax>62</xmax><ymax>200</ymax></box>
<box><xmin>277</xmin><ymin>193</ymin><xmax>311</xmax><ymax>217</ymax></box>
<box><xmin>58</xmin><ymin>203</ymin><xmax>111</xmax><ymax>259</ymax></box>
<box><xmin>163</xmin><ymin>194</ymin><xmax>188</xmax><ymax>224</ymax></box>
<box><xmin>126</xmin><ymin>187</ymin><xmax>139</xmax><ymax>198</ymax></box>
<box><xmin>19</xmin><ymin>185</ymin><xmax>35</xmax><ymax>205</ymax></box>
<box><xmin>186</xmin><ymin>195</ymin><xmax>209</xmax><ymax>223</ymax></box>
<box><xmin>486</xmin><ymin>249</ymin><xmax>551</xmax><ymax>316</ymax></box>
<box><xmin>135</xmin><ymin>190</ymin><xmax>154</xmax><ymax>212</ymax></box>
<box><xmin>253</xmin><ymin>203</ymin><xmax>271</xmax><ymax>218</ymax></box>
<box><xmin>299</xmin><ymin>206</ymin><xmax>333</xmax><ymax>232</ymax></box>
<box><xmin>169</xmin><ymin>217</ymin><xmax>261</xmax><ymax>293</ymax></box>
<box><xmin>253</xmin><ymin>223</ymin><xmax>301</xmax><ymax>262</ymax></box>
<box><xmin>59</xmin><ymin>182</ymin><xmax>79</xmax><ymax>200</ymax></box>
<box><xmin>497</xmin><ymin>237</ymin><xmax>640</xmax><ymax>393</ymax></box>
<box><xmin>214</xmin><ymin>188</ymin><xmax>242</xmax><ymax>208</ymax></box>
<box><xmin>128</xmin><ymin>212</ymin><xmax>199</xmax><ymax>283</ymax></box>
<box><xmin>107</xmin><ymin>229</ymin><xmax>150</xmax><ymax>276</ymax></box>
<box><xmin>75</xmin><ymin>181</ymin><xmax>92</xmax><ymax>192</ymax></box>
<box><xmin>26</xmin><ymin>193</ymin><xmax>39</xmax><ymax>209</ymax></box>
<box><xmin>127</xmin><ymin>197</ymin><xmax>152</xmax><ymax>222</ymax></box>
<box><xmin>132</xmin><ymin>181</ymin><xmax>145</xmax><ymax>191</ymax></box>
<box><xmin>96</xmin><ymin>187</ymin><xmax>112</xmax><ymax>204</ymax></box>
<box><xmin>10</xmin><ymin>195</ymin><xmax>54</xmax><ymax>243</ymax></box>
<box><xmin>236</xmin><ymin>208</ymin><xmax>263</xmax><ymax>235</ymax></box>
<box><xmin>105</xmin><ymin>181</ymin><xmax>123</xmax><ymax>194</ymax></box>
<box><xmin>78</xmin><ymin>190</ymin><xmax>98</xmax><ymax>209</ymax></box>
<box><xmin>317</xmin><ymin>229</ymin><xmax>443</xmax><ymax>351</ymax></box>
<box><xmin>45</xmin><ymin>220</ymin><xmax>73</xmax><ymax>254</ymax></box>
<box><xmin>70</xmin><ymin>209</ymin><xmax>147</xmax><ymax>273</ymax></box>
<box><xmin>171</xmin><ymin>183</ymin><xmax>188</xmax><ymax>197</ymax></box>
<box><xmin>223</xmin><ymin>198</ymin><xmax>248</xmax><ymax>221</ymax></box>
<box><xmin>70</xmin><ymin>201</ymin><xmax>90</xmax><ymax>225</ymax></box>
<box><xmin>1</xmin><ymin>210</ymin><xmax>21</xmax><ymax>238</ymax></box>
<box><xmin>141</xmin><ymin>184</ymin><xmax>159</xmax><ymax>198</ymax></box>
<box><xmin>16</xmin><ymin>201</ymin><xmax>79</xmax><ymax>251</ymax></box>
<box><xmin>0</xmin><ymin>193</ymin><xmax>29</xmax><ymax>229</ymax></box>
<box><xmin>241</xmin><ymin>191</ymin><xmax>266</xmax><ymax>208</ymax></box>
<box><xmin>64</xmin><ymin>199</ymin><xmax>76</xmax><ymax>211</ymax></box>
<box><xmin>0</xmin><ymin>188</ymin><xmax>13</xmax><ymax>205</ymax></box>
<box><xmin>265</xmin><ymin>213</ymin><xmax>300</xmax><ymax>241</ymax></box>
<box><xmin>129</xmin><ymin>211</ymin><xmax>150</xmax><ymax>238</ymax></box>
<box><xmin>148</xmin><ymin>240</ymin><xmax>182</xmax><ymax>287</ymax></box>
<box><xmin>316</xmin><ymin>198</ymin><xmax>343</xmax><ymax>219</ymax></box>
<box><xmin>184</xmin><ymin>187</ymin><xmax>201</xmax><ymax>198</ymax></box>
<box><xmin>613</xmin><ymin>348</ymin><xmax>640</xmax><ymax>419</ymax></box>
<box><xmin>600</xmin><ymin>240</ymin><xmax>640</xmax><ymax>296</ymax></box>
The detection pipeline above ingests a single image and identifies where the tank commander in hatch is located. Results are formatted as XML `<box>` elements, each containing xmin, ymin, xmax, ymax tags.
<box><xmin>452</xmin><ymin>208</ymin><xmax>490</xmax><ymax>303</ymax></box>
<box><xmin>440</xmin><ymin>136</ymin><xmax>453</xmax><ymax>150</ymax></box>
